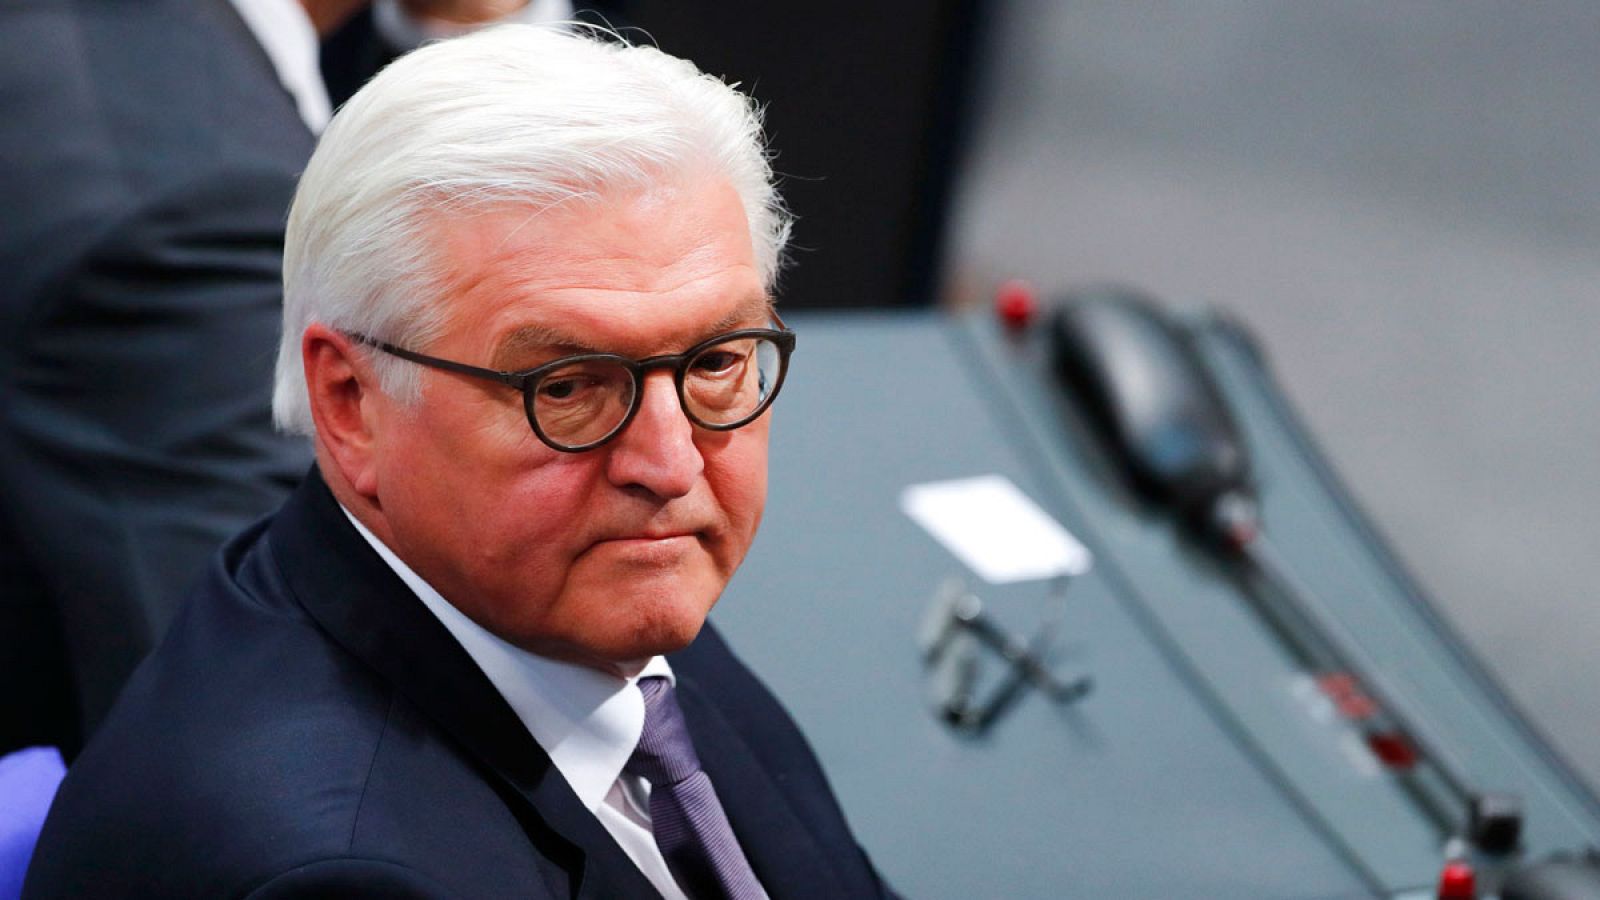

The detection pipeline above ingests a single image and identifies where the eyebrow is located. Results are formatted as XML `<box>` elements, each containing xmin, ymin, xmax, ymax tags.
<box><xmin>490</xmin><ymin>294</ymin><xmax>775</xmax><ymax>369</ymax></box>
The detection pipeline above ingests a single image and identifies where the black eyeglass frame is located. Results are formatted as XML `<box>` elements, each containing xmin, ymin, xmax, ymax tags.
<box><xmin>345</xmin><ymin>318</ymin><xmax>795</xmax><ymax>453</ymax></box>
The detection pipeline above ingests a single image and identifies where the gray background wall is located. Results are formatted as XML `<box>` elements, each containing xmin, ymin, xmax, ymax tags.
<box><xmin>944</xmin><ymin>2</ymin><xmax>1600</xmax><ymax>788</ymax></box>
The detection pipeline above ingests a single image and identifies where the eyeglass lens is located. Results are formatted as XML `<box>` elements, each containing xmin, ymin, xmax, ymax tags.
<box><xmin>530</xmin><ymin>335</ymin><xmax>783</xmax><ymax>448</ymax></box>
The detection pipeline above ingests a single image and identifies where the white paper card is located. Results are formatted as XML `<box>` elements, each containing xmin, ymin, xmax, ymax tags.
<box><xmin>899</xmin><ymin>474</ymin><xmax>1092</xmax><ymax>584</ymax></box>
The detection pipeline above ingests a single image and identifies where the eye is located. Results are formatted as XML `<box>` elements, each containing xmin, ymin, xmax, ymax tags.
<box><xmin>536</xmin><ymin>363</ymin><xmax>623</xmax><ymax>405</ymax></box>
<box><xmin>540</xmin><ymin>377</ymin><xmax>585</xmax><ymax>400</ymax></box>
<box><xmin>692</xmin><ymin>348</ymin><xmax>748</xmax><ymax>374</ymax></box>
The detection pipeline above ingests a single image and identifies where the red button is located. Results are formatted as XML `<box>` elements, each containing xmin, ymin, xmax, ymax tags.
<box><xmin>1367</xmin><ymin>732</ymin><xmax>1419</xmax><ymax>770</ymax></box>
<box><xmin>995</xmin><ymin>279</ymin><xmax>1038</xmax><ymax>329</ymax></box>
<box><xmin>1436</xmin><ymin>859</ymin><xmax>1475</xmax><ymax>899</ymax></box>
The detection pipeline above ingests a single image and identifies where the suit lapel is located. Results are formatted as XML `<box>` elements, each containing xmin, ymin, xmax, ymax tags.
<box><xmin>673</xmin><ymin>671</ymin><xmax>851</xmax><ymax>900</ymax></box>
<box><xmin>266</xmin><ymin>468</ymin><xmax>661</xmax><ymax>899</ymax></box>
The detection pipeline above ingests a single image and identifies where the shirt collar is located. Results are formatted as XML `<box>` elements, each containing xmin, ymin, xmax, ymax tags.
<box><xmin>371</xmin><ymin>0</ymin><xmax>574</xmax><ymax>49</ymax></box>
<box><xmin>339</xmin><ymin>505</ymin><xmax>674</xmax><ymax>812</ymax></box>
<box><xmin>229</xmin><ymin>0</ymin><xmax>574</xmax><ymax>135</ymax></box>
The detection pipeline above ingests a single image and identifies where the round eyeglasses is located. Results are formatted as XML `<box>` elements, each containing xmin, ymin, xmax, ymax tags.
<box><xmin>346</xmin><ymin>323</ymin><xmax>796</xmax><ymax>452</ymax></box>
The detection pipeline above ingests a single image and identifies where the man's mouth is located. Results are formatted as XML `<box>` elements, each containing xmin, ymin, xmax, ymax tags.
<box><xmin>586</xmin><ymin>532</ymin><xmax>705</xmax><ymax>566</ymax></box>
<box><xmin>602</xmin><ymin>533</ymin><xmax>692</xmax><ymax>544</ymax></box>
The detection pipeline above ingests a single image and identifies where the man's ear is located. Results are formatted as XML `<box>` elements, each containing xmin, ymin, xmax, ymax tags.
<box><xmin>303</xmin><ymin>324</ymin><xmax>384</xmax><ymax>499</ymax></box>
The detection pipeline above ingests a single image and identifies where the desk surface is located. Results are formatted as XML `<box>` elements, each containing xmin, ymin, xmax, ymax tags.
<box><xmin>714</xmin><ymin>310</ymin><xmax>1600</xmax><ymax>899</ymax></box>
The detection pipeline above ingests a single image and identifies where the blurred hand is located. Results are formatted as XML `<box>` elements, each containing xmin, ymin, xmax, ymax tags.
<box><xmin>397</xmin><ymin>0</ymin><xmax>529</xmax><ymax>25</ymax></box>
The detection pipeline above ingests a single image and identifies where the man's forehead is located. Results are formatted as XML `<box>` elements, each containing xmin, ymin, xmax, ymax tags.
<box><xmin>489</xmin><ymin>293</ymin><xmax>776</xmax><ymax>365</ymax></box>
<box><xmin>417</xmin><ymin>181</ymin><xmax>769</xmax><ymax>364</ymax></box>
<box><xmin>427</xmin><ymin>179</ymin><xmax>746</xmax><ymax>268</ymax></box>
<box><xmin>426</xmin><ymin>199</ymin><xmax>622</xmax><ymax>284</ymax></box>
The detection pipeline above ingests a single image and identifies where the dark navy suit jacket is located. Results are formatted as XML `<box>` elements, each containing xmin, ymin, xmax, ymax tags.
<box><xmin>24</xmin><ymin>468</ymin><xmax>892</xmax><ymax>898</ymax></box>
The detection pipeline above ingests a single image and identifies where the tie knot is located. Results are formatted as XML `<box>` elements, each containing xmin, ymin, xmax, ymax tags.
<box><xmin>626</xmin><ymin>676</ymin><xmax>702</xmax><ymax>786</ymax></box>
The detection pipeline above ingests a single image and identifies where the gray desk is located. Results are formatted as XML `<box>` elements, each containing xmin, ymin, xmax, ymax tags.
<box><xmin>714</xmin><ymin>310</ymin><xmax>1600</xmax><ymax>899</ymax></box>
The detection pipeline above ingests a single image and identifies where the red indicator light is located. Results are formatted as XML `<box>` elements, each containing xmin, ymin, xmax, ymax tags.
<box><xmin>995</xmin><ymin>279</ymin><xmax>1038</xmax><ymax>330</ymax></box>
<box><xmin>1336</xmin><ymin>693</ymin><xmax>1377</xmax><ymax>720</ymax></box>
<box><xmin>1316</xmin><ymin>672</ymin><xmax>1378</xmax><ymax>720</ymax></box>
<box><xmin>1316</xmin><ymin>672</ymin><xmax>1355</xmax><ymax>696</ymax></box>
<box><xmin>1436</xmin><ymin>859</ymin><xmax>1475</xmax><ymax>899</ymax></box>
<box><xmin>1367</xmin><ymin>732</ymin><xmax>1419</xmax><ymax>770</ymax></box>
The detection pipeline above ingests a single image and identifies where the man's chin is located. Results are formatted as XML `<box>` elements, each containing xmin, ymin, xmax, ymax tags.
<box><xmin>498</xmin><ymin>557</ymin><xmax>728</xmax><ymax>670</ymax></box>
<box><xmin>531</xmin><ymin>585</ymin><xmax>719</xmax><ymax>673</ymax></box>
<box><xmin>620</xmin><ymin>600</ymin><xmax>714</xmax><ymax>658</ymax></box>
<box><xmin>554</xmin><ymin>617</ymin><xmax>708</xmax><ymax>677</ymax></box>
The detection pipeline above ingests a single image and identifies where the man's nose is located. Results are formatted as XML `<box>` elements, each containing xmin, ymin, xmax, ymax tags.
<box><xmin>604</xmin><ymin>370</ymin><xmax>703</xmax><ymax>498</ymax></box>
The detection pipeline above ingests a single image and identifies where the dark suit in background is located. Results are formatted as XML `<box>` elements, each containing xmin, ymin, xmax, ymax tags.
<box><xmin>0</xmin><ymin>0</ymin><xmax>315</xmax><ymax>754</ymax></box>
<box><xmin>319</xmin><ymin>2</ymin><xmax>633</xmax><ymax>110</ymax></box>
<box><xmin>23</xmin><ymin>468</ymin><xmax>891</xmax><ymax>898</ymax></box>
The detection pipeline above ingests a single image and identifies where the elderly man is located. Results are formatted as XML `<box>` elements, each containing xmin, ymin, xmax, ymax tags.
<box><xmin>25</xmin><ymin>25</ymin><xmax>892</xmax><ymax>900</ymax></box>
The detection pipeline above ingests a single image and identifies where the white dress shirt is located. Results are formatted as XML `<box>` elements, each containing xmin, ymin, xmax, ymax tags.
<box><xmin>341</xmin><ymin>508</ymin><xmax>692</xmax><ymax>900</ymax></box>
<box><xmin>228</xmin><ymin>0</ymin><xmax>573</xmax><ymax>133</ymax></box>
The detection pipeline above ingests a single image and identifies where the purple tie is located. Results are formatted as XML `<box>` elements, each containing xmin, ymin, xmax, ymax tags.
<box><xmin>627</xmin><ymin>677</ymin><xmax>766</xmax><ymax>900</ymax></box>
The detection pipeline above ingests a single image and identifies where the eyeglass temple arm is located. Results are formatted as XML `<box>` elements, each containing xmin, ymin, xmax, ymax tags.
<box><xmin>345</xmin><ymin>333</ymin><xmax>526</xmax><ymax>389</ymax></box>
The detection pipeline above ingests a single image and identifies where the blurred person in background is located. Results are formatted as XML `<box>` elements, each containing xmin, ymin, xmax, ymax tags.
<box><xmin>0</xmin><ymin>0</ymin><xmax>582</xmax><ymax>757</ymax></box>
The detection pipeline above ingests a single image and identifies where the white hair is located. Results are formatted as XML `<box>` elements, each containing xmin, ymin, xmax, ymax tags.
<box><xmin>272</xmin><ymin>24</ymin><xmax>791</xmax><ymax>434</ymax></box>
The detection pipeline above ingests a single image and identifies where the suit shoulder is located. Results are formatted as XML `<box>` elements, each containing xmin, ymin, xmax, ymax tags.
<box><xmin>25</xmin><ymin>532</ymin><xmax>406</xmax><ymax>897</ymax></box>
<box><xmin>0</xmin><ymin>0</ymin><xmax>311</xmax><ymax>303</ymax></box>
